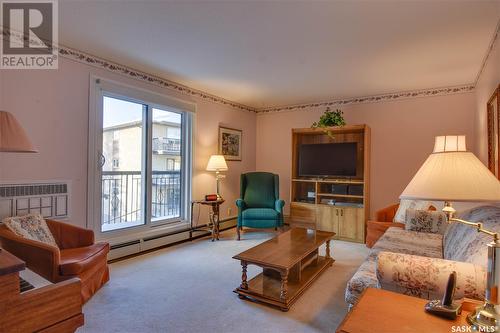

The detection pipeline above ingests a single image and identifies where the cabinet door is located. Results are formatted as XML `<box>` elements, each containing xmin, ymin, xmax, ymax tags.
<box><xmin>316</xmin><ymin>205</ymin><xmax>338</xmax><ymax>233</ymax></box>
<box><xmin>338</xmin><ymin>207</ymin><xmax>364</xmax><ymax>241</ymax></box>
<box><xmin>290</xmin><ymin>202</ymin><xmax>316</xmax><ymax>223</ymax></box>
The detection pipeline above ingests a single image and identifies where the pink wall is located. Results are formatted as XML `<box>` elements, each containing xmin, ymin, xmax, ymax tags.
<box><xmin>256</xmin><ymin>93</ymin><xmax>477</xmax><ymax>218</ymax></box>
<box><xmin>0</xmin><ymin>57</ymin><xmax>257</xmax><ymax>228</ymax></box>
<box><xmin>475</xmin><ymin>32</ymin><xmax>500</xmax><ymax>164</ymax></box>
<box><xmin>0</xmin><ymin>39</ymin><xmax>494</xmax><ymax>227</ymax></box>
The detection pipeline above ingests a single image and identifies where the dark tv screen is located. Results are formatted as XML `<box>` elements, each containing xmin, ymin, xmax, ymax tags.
<box><xmin>298</xmin><ymin>143</ymin><xmax>357</xmax><ymax>177</ymax></box>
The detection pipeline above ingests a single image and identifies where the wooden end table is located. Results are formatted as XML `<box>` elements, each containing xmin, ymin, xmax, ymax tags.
<box><xmin>337</xmin><ymin>288</ymin><xmax>483</xmax><ymax>333</ymax></box>
<box><xmin>190</xmin><ymin>198</ymin><xmax>225</xmax><ymax>241</ymax></box>
<box><xmin>233</xmin><ymin>227</ymin><xmax>335</xmax><ymax>311</ymax></box>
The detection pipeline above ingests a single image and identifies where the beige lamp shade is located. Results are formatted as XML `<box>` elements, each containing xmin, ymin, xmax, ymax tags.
<box><xmin>0</xmin><ymin>111</ymin><xmax>37</xmax><ymax>152</ymax></box>
<box><xmin>400</xmin><ymin>136</ymin><xmax>500</xmax><ymax>202</ymax></box>
<box><xmin>206</xmin><ymin>155</ymin><xmax>228</xmax><ymax>171</ymax></box>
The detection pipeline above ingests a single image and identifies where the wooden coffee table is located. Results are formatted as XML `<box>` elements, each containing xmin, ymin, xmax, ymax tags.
<box><xmin>233</xmin><ymin>227</ymin><xmax>335</xmax><ymax>311</ymax></box>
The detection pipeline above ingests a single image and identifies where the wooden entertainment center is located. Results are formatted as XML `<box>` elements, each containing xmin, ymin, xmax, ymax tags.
<box><xmin>290</xmin><ymin>125</ymin><xmax>370</xmax><ymax>243</ymax></box>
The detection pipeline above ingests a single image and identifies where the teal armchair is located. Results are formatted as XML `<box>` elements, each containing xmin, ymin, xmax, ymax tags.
<box><xmin>236</xmin><ymin>172</ymin><xmax>285</xmax><ymax>240</ymax></box>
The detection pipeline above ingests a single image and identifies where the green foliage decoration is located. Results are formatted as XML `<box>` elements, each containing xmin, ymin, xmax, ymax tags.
<box><xmin>311</xmin><ymin>108</ymin><xmax>346</xmax><ymax>138</ymax></box>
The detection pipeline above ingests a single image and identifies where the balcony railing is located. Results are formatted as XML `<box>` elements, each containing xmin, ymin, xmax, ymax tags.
<box><xmin>101</xmin><ymin>171</ymin><xmax>181</xmax><ymax>230</ymax></box>
<box><xmin>152</xmin><ymin>137</ymin><xmax>181</xmax><ymax>154</ymax></box>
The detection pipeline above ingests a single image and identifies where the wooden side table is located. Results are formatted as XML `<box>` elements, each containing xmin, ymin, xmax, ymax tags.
<box><xmin>337</xmin><ymin>288</ymin><xmax>483</xmax><ymax>333</ymax></box>
<box><xmin>190</xmin><ymin>198</ymin><xmax>225</xmax><ymax>241</ymax></box>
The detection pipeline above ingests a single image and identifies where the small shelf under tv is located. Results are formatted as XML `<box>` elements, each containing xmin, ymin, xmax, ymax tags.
<box><xmin>317</xmin><ymin>193</ymin><xmax>364</xmax><ymax>199</ymax></box>
<box><xmin>290</xmin><ymin>125</ymin><xmax>370</xmax><ymax>243</ymax></box>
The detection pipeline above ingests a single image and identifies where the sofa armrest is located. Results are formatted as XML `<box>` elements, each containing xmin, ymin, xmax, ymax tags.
<box><xmin>365</xmin><ymin>221</ymin><xmax>405</xmax><ymax>248</ymax></box>
<box><xmin>0</xmin><ymin>230</ymin><xmax>60</xmax><ymax>282</ymax></box>
<box><xmin>275</xmin><ymin>199</ymin><xmax>285</xmax><ymax>213</ymax></box>
<box><xmin>46</xmin><ymin>219</ymin><xmax>94</xmax><ymax>249</ymax></box>
<box><xmin>376</xmin><ymin>251</ymin><xmax>486</xmax><ymax>301</ymax></box>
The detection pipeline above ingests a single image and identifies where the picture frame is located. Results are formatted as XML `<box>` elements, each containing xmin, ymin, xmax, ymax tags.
<box><xmin>487</xmin><ymin>84</ymin><xmax>500</xmax><ymax>179</ymax></box>
<box><xmin>219</xmin><ymin>126</ymin><xmax>242</xmax><ymax>161</ymax></box>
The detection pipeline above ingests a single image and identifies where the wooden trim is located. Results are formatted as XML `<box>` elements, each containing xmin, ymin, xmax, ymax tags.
<box><xmin>487</xmin><ymin>84</ymin><xmax>500</xmax><ymax>177</ymax></box>
<box><xmin>292</xmin><ymin>124</ymin><xmax>367</xmax><ymax>134</ymax></box>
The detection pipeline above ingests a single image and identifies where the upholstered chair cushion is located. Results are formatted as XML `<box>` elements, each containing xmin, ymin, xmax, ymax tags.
<box><xmin>241</xmin><ymin>208</ymin><xmax>279</xmax><ymax>220</ymax></box>
<box><xmin>376</xmin><ymin>251</ymin><xmax>486</xmax><ymax>301</ymax></box>
<box><xmin>59</xmin><ymin>243</ymin><xmax>110</xmax><ymax>275</ymax></box>
<box><xmin>405</xmin><ymin>209</ymin><xmax>448</xmax><ymax>234</ymax></box>
<box><xmin>2</xmin><ymin>213</ymin><xmax>58</xmax><ymax>248</ymax></box>
<box><xmin>393</xmin><ymin>199</ymin><xmax>433</xmax><ymax>223</ymax></box>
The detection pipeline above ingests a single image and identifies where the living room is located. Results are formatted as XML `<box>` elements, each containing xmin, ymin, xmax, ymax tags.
<box><xmin>0</xmin><ymin>1</ymin><xmax>499</xmax><ymax>332</ymax></box>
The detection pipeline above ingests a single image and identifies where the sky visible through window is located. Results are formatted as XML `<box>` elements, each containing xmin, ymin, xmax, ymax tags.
<box><xmin>103</xmin><ymin>96</ymin><xmax>182</xmax><ymax>129</ymax></box>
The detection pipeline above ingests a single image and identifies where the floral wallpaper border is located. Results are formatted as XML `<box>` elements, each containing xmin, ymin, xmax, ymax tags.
<box><xmin>2</xmin><ymin>25</ymin><xmax>497</xmax><ymax>115</ymax></box>
<box><xmin>256</xmin><ymin>85</ymin><xmax>475</xmax><ymax>114</ymax></box>
<box><xmin>0</xmin><ymin>27</ymin><xmax>257</xmax><ymax>113</ymax></box>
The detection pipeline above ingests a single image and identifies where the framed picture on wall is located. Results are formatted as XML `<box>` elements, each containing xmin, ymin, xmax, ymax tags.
<box><xmin>219</xmin><ymin>126</ymin><xmax>242</xmax><ymax>161</ymax></box>
<box><xmin>487</xmin><ymin>84</ymin><xmax>500</xmax><ymax>178</ymax></box>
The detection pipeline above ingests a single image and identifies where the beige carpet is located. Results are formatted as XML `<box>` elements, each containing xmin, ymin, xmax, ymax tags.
<box><xmin>79</xmin><ymin>229</ymin><xmax>369</xmax><ymax>333</ymax></box>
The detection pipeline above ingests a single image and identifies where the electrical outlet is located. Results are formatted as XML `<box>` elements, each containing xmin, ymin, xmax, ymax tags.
<box><xmin>227</xmin><ymin>207</ymin><xmax>232</xmax><ymax>215</ymax></box>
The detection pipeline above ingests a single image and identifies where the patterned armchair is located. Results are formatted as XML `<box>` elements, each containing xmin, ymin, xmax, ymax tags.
<box><xmin>236</xmin><ymin>172</ymin><xmax>285</xmax><ymax>240</ymax></box>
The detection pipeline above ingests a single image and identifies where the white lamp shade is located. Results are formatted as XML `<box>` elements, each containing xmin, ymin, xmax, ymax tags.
<box><xmin>0</xmin><ymin>111</ymin><xmax>37</xmax><ymax>152</ymax></box>
<box><xmin>400</xmin><ymin>136</ymin><xmax>500</xmax><ymax>202</ymax></box>
<box><xmin>206</xmin><ymin>155</ymin><xmax>228</xmax><ymax>171</ymax></box>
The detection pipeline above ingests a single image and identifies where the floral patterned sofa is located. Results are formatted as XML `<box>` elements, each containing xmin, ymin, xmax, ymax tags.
<box><xmin>345</xmin><ymin>205</ymin><xmax>500</xmax><ymax>309</ymax></box>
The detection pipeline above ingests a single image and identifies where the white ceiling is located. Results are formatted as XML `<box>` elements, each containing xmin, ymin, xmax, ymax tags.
<box><xmin>59</xmin><ymin>1</ymin><xmax>500</xmax><ymax>108</ymax></box>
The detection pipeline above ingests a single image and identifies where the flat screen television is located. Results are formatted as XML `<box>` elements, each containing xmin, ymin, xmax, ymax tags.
<box><xmin>298</xmin><ymin>142</ymin><xmax>357</xmax><ymax>177</ymax></box>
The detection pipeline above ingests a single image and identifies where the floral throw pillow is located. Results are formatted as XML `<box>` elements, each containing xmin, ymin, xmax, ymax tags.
<box><xmin>405</xmin><ymin>209</ymin><xmax>448</xmax><ymax>234</ymax></box>
<box><xmin>393</xmin><ymin>199</ymin><xmax>434</xmax><ymax>223</ymax></box>
<box><xmin>2</xmin><ymin>213</ymin><xmax>58</xmax><ymax>248</ymax></box>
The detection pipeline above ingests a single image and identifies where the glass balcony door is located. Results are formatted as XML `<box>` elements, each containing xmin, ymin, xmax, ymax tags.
<box><xmin>151</xmin><ymin>108</ymin><xmax>183</xmax><ymax>223</ymax></box>
<box><xmin>101</xmin><ymin>96</ymin><xmax>146</xmax><ymax>232</ymax></box>
<box><xmin>89</xmin><ymin>77</ymin><xmax>193</xmax><ymax>238</ymax></box>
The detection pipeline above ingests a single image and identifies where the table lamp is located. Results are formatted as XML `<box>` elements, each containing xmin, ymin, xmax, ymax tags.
<box><xmin>206</xmin><ymin>155</ymin><xmax>228</xmax><ymax>199</ymax></box>
<box><xmin>401</xmin><ymin>135</ymin><xmax>500</xmax><ymax>331</ymax></box>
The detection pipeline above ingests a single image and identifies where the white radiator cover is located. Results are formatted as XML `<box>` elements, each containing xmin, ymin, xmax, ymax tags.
<box><xmin>0</xmin><ymin>181</ymin><xmax>70</xmax><ymax>220</ymax></box>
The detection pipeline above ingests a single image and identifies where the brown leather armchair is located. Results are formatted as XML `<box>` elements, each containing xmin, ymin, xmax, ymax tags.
<box><xmin>365</xmin><ymin>204</ymin><xmax>405</xmax><ymax>248</ymax></box>
<box><xmin>0</xmin><ymin>219</ymin><xmax>109</xmax><ymax>303</ymax></box>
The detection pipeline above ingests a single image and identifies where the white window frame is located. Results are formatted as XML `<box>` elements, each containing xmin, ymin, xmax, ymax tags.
<box><xmin>88</xmin><ymin>75</ymin><xmax>194</xmax><ymax>241</ymax></box>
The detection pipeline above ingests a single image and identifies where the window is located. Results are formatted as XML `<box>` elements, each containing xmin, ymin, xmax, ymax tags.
<box><xmin>89</xmin><ymin>78</ymin><xmax>194</xmax><ymax>236</ymax></box>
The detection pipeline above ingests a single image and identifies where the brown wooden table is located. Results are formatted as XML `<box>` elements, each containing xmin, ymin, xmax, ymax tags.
<box><xmin>190</xmin><ymin>198</ymin><xmax>225</xmax><ymax>241</ymax></box>
<box><xmin>233</xmin><ymin>227</ymin><xmax>335</xmax><ymax>311</ymax></box>
<box><xmin>337</xmin><ymin>288</ymin><xmax>483</xmax><ymax>333</ymax></box>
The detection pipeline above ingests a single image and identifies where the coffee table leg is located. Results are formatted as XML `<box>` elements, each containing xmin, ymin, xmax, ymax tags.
<box><xmin>326</xmin><ymin>240</ymin><xmax>331</xmax><ymax>259</ymax></box>
<box><xmin>280</xmin><ymin>270</ymin><xmax>288</xmax><ymax>301</ymax></box>
<box><xmin>240</xmin><ymin>261</ymin><xmax>248</xmax><ymax>290</ymax></box>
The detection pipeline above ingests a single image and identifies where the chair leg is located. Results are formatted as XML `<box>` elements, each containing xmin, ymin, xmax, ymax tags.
<box><xmin>237</xmin><ymin>226</ymin><xmax>241</xmax><ymax>240</ymax></box>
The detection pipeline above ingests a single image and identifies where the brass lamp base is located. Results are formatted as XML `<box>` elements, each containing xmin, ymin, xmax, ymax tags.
<box><xmin>467</xmin><ymin>302</ymin><xmax>499</xmax><ymax>332</ymax></box>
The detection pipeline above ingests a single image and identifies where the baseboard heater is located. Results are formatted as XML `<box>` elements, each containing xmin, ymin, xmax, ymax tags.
<box><xmin>108</xmin><ymin>218</ymin><xmax>236</xmax><ymax>261</ymax></box>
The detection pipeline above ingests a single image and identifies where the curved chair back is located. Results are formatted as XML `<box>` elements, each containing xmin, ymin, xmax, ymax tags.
<box><xmin>240</xmin><ymin>172</ymin><xmax>279</xmax><ymax>209</ymax></box>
